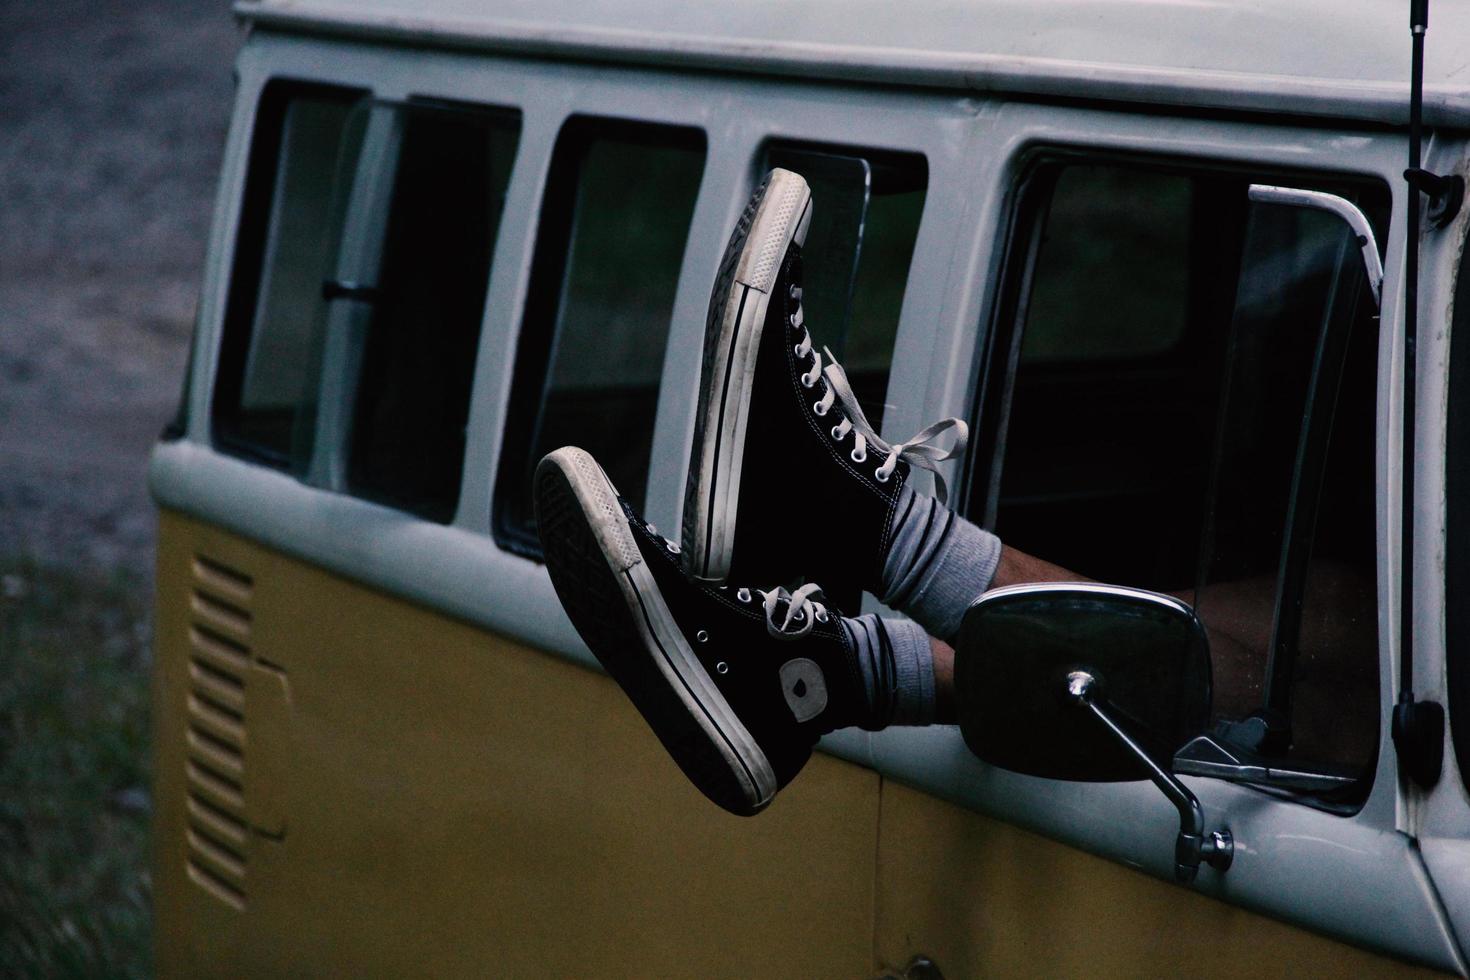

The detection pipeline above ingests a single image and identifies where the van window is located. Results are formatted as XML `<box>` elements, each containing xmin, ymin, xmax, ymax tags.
<box><xmin>1018</xmin><ymin>166</ymin><xmax>1191</xmax><ymax>362</ymax></box>
<box><xmin>212</xmin><ymin>82</ymin><xmax>365</xmax><ymax>469</ymax></box>
<box><xmin>212</xmin><ymin>86</ymin><xmax>520</xmax><ymax>523</ymax></box>
<box><xmin>494</xmin><ymin>118</ymin><xmax>706</xmax><ymax>557</ymax></box>
<box><xmin>342</xmin><ymin>102</ymin><xmax>520</xmax><ymax>522</ymax></box>
<box><xmin>764</xmin><ymin>145</ymin><xmax>928</xmax><ymax>432</ymax></box>
<box><xmin>973</xmin><ymin>159</ymin><xmax>1387</xmax><ymax>795</ymax></box>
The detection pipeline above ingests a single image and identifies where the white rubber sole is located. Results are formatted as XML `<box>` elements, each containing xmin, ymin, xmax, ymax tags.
<box><xmin>687</xmin><ymin>169</ymin><xmax>812</xmax><ymax>581</ymax></box>
<box><xmin>543</xmin><ymin>447</ymin><xmax>777</xmax><ymax>810</ymax></box>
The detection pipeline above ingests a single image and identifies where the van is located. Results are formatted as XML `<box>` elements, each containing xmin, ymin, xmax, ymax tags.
<box><xmin>149</xmin><ymin>0</ymin><xmax>1470</xmax><ymax>974</ymax></box>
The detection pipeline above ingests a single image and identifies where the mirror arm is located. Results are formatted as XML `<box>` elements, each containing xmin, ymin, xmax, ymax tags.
<box><xmin>1065</xmin><ymin>672</ymin><xmax>1233</xmax><ymax>883</ymax></box>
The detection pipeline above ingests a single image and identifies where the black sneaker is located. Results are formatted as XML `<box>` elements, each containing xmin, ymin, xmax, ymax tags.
<box><xmin>535</xmin><ymin>446</ymin><xmax>869</xmax><ymax>816</ymax></box>
<box><xmin>681</xmin><ymin>169</ymin><xmax>965</xmax><ymax>609</ymax></box>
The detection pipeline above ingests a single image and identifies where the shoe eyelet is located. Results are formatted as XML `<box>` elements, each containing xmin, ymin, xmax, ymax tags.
<box><xmin>736</xmin><ymin>588</ymin><xmax>752</xmax><ymax>603</ymax></box>
<box><xmin>831</xmin><ymin>425</ymin><xmax>844</xmax><ymax>441</ymax></box>
<box><xmin>800</xmin><ymin>372</ymin><xmax>816</xmax><ymax>389</ymax></box>
<box><xmin>696</xmin><ymin>630</ymin><xmax>709</xmax><ymax>643</ymax></box>
<box><xmin>816</xmin><ymin>610</ymin><xmax>829</xmax><ymax>623</ymax></box>
<box><xmin>715</xmin><ymin>661</ymin><xmax>730</xmax><ymax>675</ymax></box>
<box><xmin>665</xmin><ymin>540</ymin><xmax>680</xmax><ymax>554</ymax></box>
<box><xmin>790</xmin><ymin>609</ymin><xmax>806</xmax><ymax>622</ymax></box>
<box><xmin>875</xmin><ymin>467</ymin><xmax>891</xmax><ymax>483</ymax></box>
<box><xmin>812</xmin><ymin>401</ymin><xmax>828</xmax><ymax>417</ymax></box>
<box><xmin>851</xmin><ymin>447</ymin><xmax>867</xmax><ymax>464</ymax></box>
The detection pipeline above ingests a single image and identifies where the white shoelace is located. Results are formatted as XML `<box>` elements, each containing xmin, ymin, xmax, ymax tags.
<box><xmin>757</xmin><ymin>583</ymin><xmax>829</xmax><ymax>640</ymax></box>
<box><xmin>794</xmin><ymin>295</ymin><xmax>968</xmax><ymax>503</ymax></box>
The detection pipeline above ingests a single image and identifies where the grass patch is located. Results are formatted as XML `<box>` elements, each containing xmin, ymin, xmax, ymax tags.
<box><xmin>0</xmin><ymin>557</ymin><xmax>153</xmax><ymax>979</ymax></box>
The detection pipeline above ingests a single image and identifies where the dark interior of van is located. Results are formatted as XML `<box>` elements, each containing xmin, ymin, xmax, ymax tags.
<box><xmin>973</xmin><ymin>159</ymin><xmax>1388</xmax><ymax>782</ymax></box>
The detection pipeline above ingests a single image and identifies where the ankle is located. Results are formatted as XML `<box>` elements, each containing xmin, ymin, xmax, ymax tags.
<box><xmin>878</xmin><ymin>486</ymin><xmax>1002</xmax><ymax>642</ymax></box>
<box><xmin>880</xmin><ymin>486</ymin><xmax>953</xmax><ymax>605</ymax></box>
<box><xmin>842</xmin><ymin>614</ymin><xmax>936</xmax><ymax>729</ymax></box>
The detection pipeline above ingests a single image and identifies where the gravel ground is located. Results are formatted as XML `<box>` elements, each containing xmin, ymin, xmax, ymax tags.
<box><xmin>0</xmin><ymin>0</ymin><xmax>242</xmax><ymax>578</ymax></box>
<box><xmin>1</xmin><ymin>6</ymin><xmax>243</xmax><ymax>971</ymax></box>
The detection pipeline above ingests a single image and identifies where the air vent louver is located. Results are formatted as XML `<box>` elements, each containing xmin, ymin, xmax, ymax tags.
<box><xmin>183</xmin><ymin>555</ymin><xmax>254</xmax><ymax>910</ymax></box>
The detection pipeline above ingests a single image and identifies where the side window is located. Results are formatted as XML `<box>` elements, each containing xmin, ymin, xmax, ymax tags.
<box><xmin>213</xmin><ymin>83</ymin><xmax>520</xmax><ymax>523</ymax></box>
<box><xmin>213</xmin><ymin>82</ymin><xmax>364</xmax><ymax>469</ymax></box>
<box><xmin>494</xmin><ymin>118</ymin><xmax>706</xmax><ymax>556</ymax></box>
<box><xmin>1017</xmin><ymin>167</ymin><xmax>1192</xmax><ymax>363</ymax></box>
<box><xmin>763</xmin><ymin>145</ymin><xmax>928</xmax><ymax>431</ymax></box>
<box><xmin>974</xmin><ymin>159</ymin><xmax>1387</xmax><ymax>796</ymax></box>
<box><xmin>341</xmin><ymin>102</ymin><xmax>520</xmax><ymax>522</ymax></box>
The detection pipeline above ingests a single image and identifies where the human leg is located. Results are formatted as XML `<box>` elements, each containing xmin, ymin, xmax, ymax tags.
<box><xmin>536</xmin><ymin>447</ymin><xmax>948</xmax><ymax>814</ymax></box>
<box><xmin>533</xmin><ymin>443</ymin><xmax>1055</xmax><ymax>811</ymax></box>
<box><xmin>535</xmin><ymin>171</ymin><xmax>1089</xmax><ymax>813</ymax></box>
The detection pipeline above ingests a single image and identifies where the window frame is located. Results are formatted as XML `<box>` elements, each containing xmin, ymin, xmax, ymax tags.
<box><xmin>211</xmin><ymin>81</ymin><xmax>523</xmax><ymax>523</ymax></box>
<box><xmin>491</xmin><ymin>115</ymin><xmax>708</xmax><ymax>559</ymax></box>
<box><xmin>965</xmin><ymin>147</ymin><xmax>1389</xmax><ymax>808</ymax></box>
<box><xmin>1445</xmin><ymin>226</ymin><xmax>1470</xmax><ymax>789</ymax></box>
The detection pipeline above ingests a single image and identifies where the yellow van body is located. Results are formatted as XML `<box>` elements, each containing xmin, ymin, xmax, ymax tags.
<box><xmin>151</xmin><ymin>512</ymin><xmax>1434</xmax><ymax>976</ymax></box>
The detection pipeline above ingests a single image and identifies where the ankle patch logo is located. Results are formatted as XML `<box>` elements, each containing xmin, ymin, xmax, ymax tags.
<box><xmin>779</xmin><ymin>658</ymin><xmax>828</xmax><ymax>722</ymax></box>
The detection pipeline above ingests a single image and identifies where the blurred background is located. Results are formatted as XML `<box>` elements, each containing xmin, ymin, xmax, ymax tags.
<box><xmin>0</xmin><ymin>2</ymin><xmax>241</xmax><ymax>973</ymax></box>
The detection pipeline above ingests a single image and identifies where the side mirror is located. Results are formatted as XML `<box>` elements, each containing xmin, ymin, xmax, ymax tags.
<box><xmin>955</xmin><ymin>583</ymin><xmax>1232</xmax><ymax>882</ymax></box>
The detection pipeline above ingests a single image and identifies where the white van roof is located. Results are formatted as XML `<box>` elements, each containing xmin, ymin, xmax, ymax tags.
<box><xmin>236</xmin><ymin>0</ymin><xmax>1470</xmax><ymax>128</ymax></box>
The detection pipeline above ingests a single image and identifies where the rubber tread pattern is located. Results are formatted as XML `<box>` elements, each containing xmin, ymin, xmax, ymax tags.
<box><xmin>746</xmin><ymin>179</ymin><xmax>806</xmax><ymax>292</ymax></box>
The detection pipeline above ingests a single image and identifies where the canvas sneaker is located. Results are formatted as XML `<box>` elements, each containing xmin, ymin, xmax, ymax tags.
<box><xmin>681</xmin><ymin>168</ymin><xmax>966</xmax><ymax>609</ymax></box>
<box><xmin>535</xmin><ymin>446</ymin><xmax>869</xmax><ymax>816</ymax></box>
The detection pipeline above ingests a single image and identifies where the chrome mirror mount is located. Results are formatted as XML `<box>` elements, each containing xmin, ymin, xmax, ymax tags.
<box><xmin>1064</xmin><ymin>670</ymin><xmax>1232</xmax><ymax>883</ymax></box>
<box><xmin>1247</xmin><ymin>184</ymin><xmax>1383</xmax><ymax>307</ymax></box>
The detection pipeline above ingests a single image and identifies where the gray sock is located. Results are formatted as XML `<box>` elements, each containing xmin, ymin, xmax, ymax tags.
<box><xmin>842</xmin><ymin>614</ymin><xmax>936</xmax><ymax>727</ymax></box>
<box><xmin>880</xmin><ymin>484</ymin><xmax>1002</xmax><ymax>642</ymax></box>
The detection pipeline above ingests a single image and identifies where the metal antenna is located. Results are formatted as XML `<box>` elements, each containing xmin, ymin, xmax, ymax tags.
<box><xmin>1391</xmin><ymin>0</ymin><xmax>1455</xmax><ymax>790</ymax></box>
